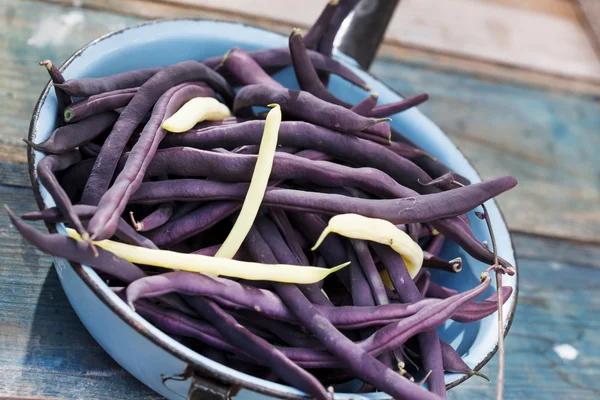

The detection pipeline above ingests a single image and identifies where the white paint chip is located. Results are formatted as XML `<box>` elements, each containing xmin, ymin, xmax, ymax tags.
<box><xmin>553</xmin><ymin>344</ymin><xmax>578</xmax><ymax>361</ymax></box>
<box><xmin>27</xmin><ymin>11</ymin><xmax>85</xmax><ymax>48</ymax></box>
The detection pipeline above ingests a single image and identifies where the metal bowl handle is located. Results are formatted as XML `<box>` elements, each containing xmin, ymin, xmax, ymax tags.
<box><xmin>335</xmin><ymin>0</ymin><xmax>400</xmax><ymax>69</ymax></box>
<box><xmin>188</xmin><ymin>372</ymin><xmax>240</xmax><ymax>400</ymax></box>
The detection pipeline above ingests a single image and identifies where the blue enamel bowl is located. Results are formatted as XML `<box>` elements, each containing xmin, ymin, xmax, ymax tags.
<box><xmin>28</xmin><ymin>19</ymin><xmax>518</xmax><ymax>399</ymax></box>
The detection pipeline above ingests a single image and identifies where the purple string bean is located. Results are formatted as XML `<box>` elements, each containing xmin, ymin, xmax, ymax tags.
<box><xmin>64</xmin><ymin>87</ymin><xmax>137</xmax><ymax>122</ymax></box>
<box><xmin>20</xmin><ymin>205</ymin><xmax>158</xmax><ymax>249</ymax></box>
<box><xmin>233</xmin><ymin>85</ymin><xmax>390</xmax><ymax>140</ymax></box>
<box><xmin>222</xmin><ymin>48</ymin><xmax>283</xmax><ymax>88</ymax></box>
<box><xmin>202</xmin><ymin>47</ymin><xmax>369</xmax><ymax>90</ymax></box>
<box><xmin>55</xmin><ymin>67</ymin><xmax>161</xmax><ymax>96</ymax></box>
<box><xmin>25</xmin><ymin>112</ymin><xmax>118</xmax><ymax>154</ymax></box>
<box><xmin>39</xmin><ymin>60</ymin><xmax>71</xmax><ymax>123</ymax></box>
<box><xmin>81</xmin><ymin>61</ymin><xmax>232</xmax><ymax>206</ymax></box>
<box><xmin>373</xmin><ymin>244</ymin><xmax>446</xmax><ymax>397</ymax></box>
<box><xmin>35</xmin><ymin>150</ymin><xmax>87</xmax><ymax>239</ymax></box>
<box><xmin>129</xmin><ymin>176</ymin><xmax>517</xmax><ymax>225</ymax></box>
<box><xmin>289</xmin><ymin>29</ymin><xmax>350</xmax><ymax>107</ymax></box>
<box><xmin>87</xmin><ymin>83</ymin><xmax>216</xmax><ymax>240</ymax></box>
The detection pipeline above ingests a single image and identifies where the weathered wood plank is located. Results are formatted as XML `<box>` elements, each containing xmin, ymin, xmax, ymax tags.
<box><xmin>473</xmin><ymin>0</ymin><xmax>575</xmax><ymax>19</ymax></box>
<box><xmin>376</xmin><ymin>43</ymin><xmax>600</xmax><ymax>97</ymax></box>
<box><xmin>40</xmin><ymin>0</ymin><xmax>600</xmax><ymax>96</ymax></box>
<box><xmin>370</xmin><ymin>59</ymin><xmax>600</xmax><ymax>243</ymax></box>
<box><xmin>0</xmin><ymin>0</ymin><xmax>141</xmax><ymax>145</ymax></box>
<box><xmin>0</xmin><ymin>184</ymin><xmax>162</xmax><ymax>399</ymax></box>
<box><xmin>449</xmin><ymin>256</ymin><xmax>600</xmax><ymax>400</ymax></box>
<box><xmin>388</xmin><ymin>0</ymin><xmax>600</xmax><ymax>82</ymax></box>
<box><xmin>0</xmin><ymin>161</ymin><xmax>30</xmax><ymax>188</ymax></box>
<box><xmin>511</xmin><ymin>233</ymin><xmax>600</xmax><ymax>269</ymax></box>
<box><xmin>0</xmin><ymin>139</ymin><xmax>27</xmax><ymax>163</ymax></box>
<box><xmin>576</xmin><ymin>0</ymin><xmax>600</xmax><ymax>60</ymax></box>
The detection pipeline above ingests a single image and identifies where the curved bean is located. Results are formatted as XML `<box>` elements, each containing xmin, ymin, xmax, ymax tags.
<box><xmin>64</xmin><ymin>88</ymin><xmax>137</xmax><ymax>122</ymax></box>
<box><xmin>87</xmin><ymin>83</ymin><xmax>215</xmax><ymax>240</ymax></box>
<box><xmin>440</xmin><ymin>340</ymin><xmax>490</xmax><ymax>381</ymax></box>
<box><xmin>40</xmin><ymin>60</ymin><xmax>71</xmax><ymax>123</ymax></box>
<box><xmin>233</xmin><ymin>85</ymin><xmax>390</xmax><ymax>140</ymax></box>
<box><xmin>202</xmin><ymin>47</ymin><xmax>369</xmax><ymax>90</ymax></box>
<box><xmin>452</xmin><ymin>286</ymin><xmax>513</xmax><ymax>323</ymax></box>
<box><xmin>25</xmin><ymin>112</ymin><xmax>118</xmax><ymax>154</ymax></box>
<box><xmin>81</xmin><ymin>61</ymin><xmax>232</xmax><ymax>206</ymax></box>
<box><xmin>304</xmin><ymin>0</ymin><xmax>339</xmax><ymax>49</ymax></box>
<box><xmin>20</xmin><ymin>205</ymin><xmax>158</xmax><ymax>249</ymax></box>
<box><xmin>35</xmin><ymin>150</ymin><xmax>87</xmax><ymax>239</ymax></box>
<box><xmin>132</xmin><ymin>201</ymin><xmax>175</xmax><ymax>232</ymax></box>
<box><xmin>160</xmin><ymin>121</ymin><xmax>435</xmax><ymax>193</ymax></box>
<box><xmin>161</xmin><ymin>97</ymin><xmax>231</xmax><ymax>133</ymax></box>
<box><xmin>368</xmin><ymin>93</ymin><xmax>429</xmax><ymax>118</ymax></box>
<box><xmin>289</xmin><ymin>29</ymin><xmax>350</xmax><ymax>107</ymax></box>
<box><xmin>146</xmin><ymin>147</ymin><xmax>416</xmax><ymax>199</ymax></box>
<box><xmin>56</xmin><ymin>67</ymin><xmax>161</xmax><ymax>96</ymax></box>
<box><xmin>222</xmin><ymin>48</ymin><xmax>283</xmax><ymax>88</ymax></box>
<box><xmin>351</xmin><ymin>92</ymin><xmax>379</xmax><ymax>115</ymax></box>
<box><xmin>129</xmin><ymin>176</ymin><xmax>518</xmax><ymax>225</ymax></box>
<box><xmin>126</xmin><ymin>271</ymin><xmax>439</xmax><ymax>329</ymax></box>
<box><xmin>7</xmin><ymin>207</ymin><xmax>145</xmax><ymax>283</ymax></box>
<box><xmin>373</xmin><ymin>243</ymin><xmax>446</xmax><ymax>396</ymax></box>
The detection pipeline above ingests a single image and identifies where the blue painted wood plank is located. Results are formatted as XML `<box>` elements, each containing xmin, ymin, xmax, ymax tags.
<box><xmin>448</xmin><ymin>256</ymin><xmax>600</xmax><ymax>399</ymax></box>
<box><xmin>0</xmin><ymin>185</ymin><xmax>161</xmax><ymax>399</ymax></box>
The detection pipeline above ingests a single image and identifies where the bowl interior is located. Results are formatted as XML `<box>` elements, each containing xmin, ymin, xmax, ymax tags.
<box><xmin>30</xmin><ymin>19</ymin><xmax>517</xmax><ymax>398</ymax></box>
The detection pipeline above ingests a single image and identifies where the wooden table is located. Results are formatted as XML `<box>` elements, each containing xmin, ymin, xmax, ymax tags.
<box><xmin>1</xmin><ymin>0</ymin><xmax>599</xmax><ymax>399</ymax></box>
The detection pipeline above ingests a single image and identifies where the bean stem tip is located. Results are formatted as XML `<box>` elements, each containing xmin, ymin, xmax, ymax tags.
<box><xmin>39</xmin><ymin>60</ymin><xmax>52</xmax><ymax>70</ymax></box>
<box><xmin>64</xmin><ymin>108</ymin><xmax>75</xmax><ymax>122</ymax></box>
<box><xmin>129</xmin><ymin>211</ymin><xmax>143</xmax><ymax>231</ymax></box>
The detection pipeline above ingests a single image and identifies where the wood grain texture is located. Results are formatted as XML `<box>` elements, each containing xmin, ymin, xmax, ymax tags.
<box><xmin>376</xmin><ymin>43</ymin><xmax>600</xmax><ymax>97</ymax></box>
<box><xmin>0</xmin><ymin>185</ymin><xmax>162</xmax><ymax>399</ymax></box>
<box><xmin>0</xmin><ymin>0</ymin><xmax>140</xmax><ymax>145</ymax></box>
<box><xmin>370</xmin><ymin>59</ymin><xmax>600</xmax><ymax>243</ymax></box>
<box><xmin>0</xmin><ymin>160</ymin><xmax>30</xmax><ymax>188</ymax></box>
<box><xmin>1</xmin><ymin>177</ymin><xmax>598</xmax><ymax>399</ymax></box>
<box><xmin>576</xmin><ymin>0</ymin><xmax>600</xmax><ymax>60</ymax></box>
<box><xmin>388</xmin><ymin>0</ymin><xmax>600</xmax><ymax>81</ymax></box>
<box><xmin>41</xmin><ymin>0</ymin><xmax>600</xmax><ymax>95</ymax></box>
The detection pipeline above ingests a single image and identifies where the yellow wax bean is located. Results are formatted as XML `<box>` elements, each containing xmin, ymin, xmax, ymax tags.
<box><xmin>312</xmin><ymin>213</ymin><xmax>424</xmax><ymax>278</ymax></box>
<box><xmin>66</xmin><ymin>228</ymin><xmax>348</xmax><ymax>284</ymax></box>
<box><xmin>162</xmin><ymin>97</ymin><xmax>231</xmax><ymax>133</ymax></box>
<box><xmin>215</xmin><ymin>104</ymin><xmax>281</xmax><ymax>259</ymax></box>
<box><xmin>380</xmin><ymin>269</ymin><xmax>394</xmax><ymax>290</ymax></box>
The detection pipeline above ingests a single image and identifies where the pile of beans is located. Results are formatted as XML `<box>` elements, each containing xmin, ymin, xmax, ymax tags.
<box><xmin>12</xmin><ymin>1</ymin><xmax>516</xmax><ymax>398</ymax></box>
